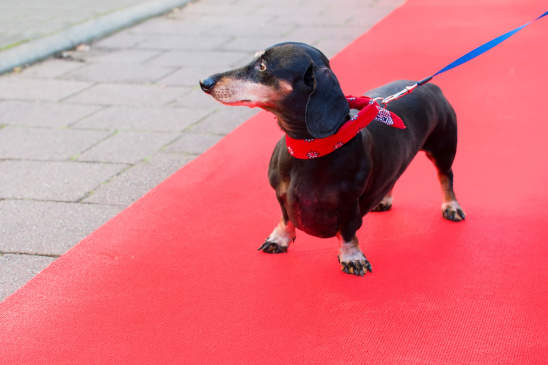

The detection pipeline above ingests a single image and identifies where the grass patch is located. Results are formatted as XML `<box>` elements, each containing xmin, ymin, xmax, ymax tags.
<box><xmin>0</xmin><ymin>40</ymin><xmax>28</xmax><ymax>52</ymax></box>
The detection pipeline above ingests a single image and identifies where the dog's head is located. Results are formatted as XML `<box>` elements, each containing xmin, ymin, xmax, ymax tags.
<box><xmin>200</xmin><ymin>42</ymin><xmax>348</xmax><ymax>138</ymax></box>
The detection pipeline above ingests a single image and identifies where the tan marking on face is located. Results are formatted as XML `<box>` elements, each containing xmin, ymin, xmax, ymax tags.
<box><xmin>278</xmin><ymin>80</ymin><xmax>293</xmax><ymax>94</ymax></box>
<box><xmin>210</xmin><ymin>77</ymin><xmax>279</xmax><ymax>107</ymax></box>
<box><xmin>254</xmin><ymin>50</ymin><xmax>265</xmax><ymax>58</ymax></box>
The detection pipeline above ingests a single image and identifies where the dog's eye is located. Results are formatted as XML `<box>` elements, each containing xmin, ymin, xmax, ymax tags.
<box><xmin>256</xmin><ymin>61</ymin><xmax>267</xmax><ymax>72</ymax></box>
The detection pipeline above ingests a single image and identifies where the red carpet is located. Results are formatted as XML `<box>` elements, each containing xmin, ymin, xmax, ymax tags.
<box><xmin>1</xmin><ymin>0</ymin><xmax>547</xmax><ymax>363</ymax></box>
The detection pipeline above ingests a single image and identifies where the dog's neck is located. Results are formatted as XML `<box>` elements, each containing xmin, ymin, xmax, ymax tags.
<box><xmin>262</xmin><ymin>106</ymin><xmax>313</xmax><ymax>139</ymax></box>
<box><xmin>269</xmin><ymin>109</ymin><xmax>350</xmax><ymax>140</ymax></box>
<box><xmin>276</xmin><ymin>116</ymin><xmax>313</xmax><ymax>139</ymax></box>
<box><xmin>280</xmin><ymin>96</ymin><xmax>406</xmax><ymax>160</ymax></box>
<box><xmin>277</xmin><ymin>115</ymin><xmax>351</xmax><ymax>140</ymax></box>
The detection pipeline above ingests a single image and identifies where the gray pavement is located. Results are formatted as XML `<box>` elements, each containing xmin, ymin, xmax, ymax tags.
<box><xmin>0</xmin><ymin>0</ymin><xmax>402</xmax><ymax>301</ymax></box>
<box><xmin>0</xmin><ymin>0</ymin><xmax>158</xmax><ymax>50</ymax></box>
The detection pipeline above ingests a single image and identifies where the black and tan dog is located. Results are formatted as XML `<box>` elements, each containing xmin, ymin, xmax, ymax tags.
<box><xmin>200</xmin><ymin>42</ymin><xmax>465</xmax><ymax>276</ymax></box>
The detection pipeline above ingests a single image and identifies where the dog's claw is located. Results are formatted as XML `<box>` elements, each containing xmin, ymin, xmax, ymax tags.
<box><xmin>339</xmin><ymin>257</ymin><xmax>372</xmax><ymax>276</ymax></box>
<box><xmin>371</xmin><ymin>201</ymin><xmax>392</xmax><ymax>212</ymax></box>
<box><xmin>258</xmin><ymin>241</ymin><xmax>287</xmax><ymax>254</ymax></box>
<box><xmin>442</xmin><ymin>201</ymin><xmax>466</xmax><ymax>222</ymax></box>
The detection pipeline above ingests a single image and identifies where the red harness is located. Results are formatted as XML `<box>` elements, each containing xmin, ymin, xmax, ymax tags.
<box><xmin>285</xmin><ymin>96</ymin><xmax>405</xmax><ymax>159</ymax></box>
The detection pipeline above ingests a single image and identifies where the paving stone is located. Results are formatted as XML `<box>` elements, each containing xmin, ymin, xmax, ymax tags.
<box><xmin>285</xmin><ymin>25</ymin><xmax>366</xmax><ymax>43</ymax></box>
<box><xmin>148</xmin><ymin>50</ymin><xmax>248</xmax><ymax>68</ymax></box>
<box><xmin>171</xmin><ymin>88</ymin><xmax>225</xmax><ymax>110</ymax></box>
<box><xmin>61</xmin><ymin>62</ymin><xmax>177</xmax><ymax>83</ymax></box>
<box><xmin>19</xmin><ymin>59</ymin><xmax>85</xmax><ymax>79</ymax></box>
<box><xmin>303</xmin><ymin>0</ymin><xmax>373</xmax><ymax>6</ymax></box>
<box><xmin>173</xmin><ymin>14</ymin><xmax>276</xmax><ymax>28</ymax></box>
<box><xmin>0</xmin><ymin>126</ymin><xmax>106</xmax><ymax>160</ymax></box>
<box><xmin>269</xmin><ymin>11</ymin><xmax>352</xmax><ymax>27</ymax></box>
<box><xmin>176</xmin><ymin>2</ymin><xmax>255</xmax><ymax>16</ymax></box>
<box><xmin>189</xmin><ymin>107</ymin><xmax>259</xmax><ymax>135</ymax></box>
<box><xmin>220</xmin><ymin>37</ymin><xmax>296</xmax><ymax>53</ymax></box>
<box><xmin>74</xmin><ymin>105</ymin><xmax>209</xmax><ymax>132</ymax></box>
<box><xmin>157</xmin><ymin>67</ymin><xmax>213</xmax><ymax>87</ymax></box>
<box><xmin>78</xmin><ymin>131</ymin><xmax>177</xmax><ymax>164</ymax></box>
<box><xmin>0</xmin><ymin>160</ymin><xmax>126</xmax><ymax>201</ymax></box>
<box><xmin>77</xmin><ymin>48</ymin><xmax>163</xmax><ymax>64</ymax></box>
<box><xmin>84</xmin><ymin>152</ymin><xmax>194</xmax><ymax>205</ymax></box>
<box><xmin>93</xmin><ymin>32</ymin><xmax>150</xmax><ymax>49</ymax></box>
<box><xmin>0</xmin><ymin>78</ymin><xmax>91</xmax><ymax>102</ymax></box>
<box><xmin>244</xmin><ymin>0</ymin><xmax>305</xmax><ymax>12</ymax></box>
<box><xmin>135</xmin><ymin>34</ymin><xmax>232</xmax><ymax>51</ymax></box>
<box><xmin>0</xmin><ymin>101</ymin><xmax>100</xmax><ymax>127</ymax></box>
<box><xmin>163</xmin><ymin>132</ymin><xmax>223</xmax><ymax>155</ymax></box>
<box><xmin>0</xmin><ymin>254</ymin><xmax>55</xmax><ymax>302</ymax></box>
<box><xmin>65</xmin><ymin>83</ymin><xmax>187</xmax><ymax>106</ymax></box>
<box><xmin>251</xmin><ymin>5</ymin><xmax>323</xmax><ymax>16</ymax></box>
<box><xmin>201</xmin><ymin>22</ymin><xmax>294</xmax><ymax>38</ymax></box>
<box><xmin>0</xmin><ymin>126</ymin><xmax>110</xmax><ymax>160</ymax></box>
<box><xmin>128</xmin><ymin>18</ymin><xmax>211</xmax><ymax>36</ymax></box>
<box><xmin>0</xmin><ymin>0</ymin><xmax>147</xmax><ymax>50</ymax></box>
<box><xmin>0</xmin><ymin>200</ymin><xmax>122</xmax><ymax>255</ymax></box>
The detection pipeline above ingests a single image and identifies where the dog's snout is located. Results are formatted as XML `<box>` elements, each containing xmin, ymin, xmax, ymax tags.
<box><xmin>200</xmin><ymin>77</ymin><xmax>216</xmax><ymax>93</ymax></box>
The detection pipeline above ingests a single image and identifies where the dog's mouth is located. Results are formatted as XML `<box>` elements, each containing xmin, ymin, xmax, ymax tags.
<box><xmin>209</xmin><ymin>81</ymin><xmax>277</xmax><ymax>108</ymax></box>
<box><xmin>201</xmin><ymin>75</ymin><xmax>289</xmax><ymax>109</ymax></box>
<box><xmin>222</xmin><ymin>99</ymin><xmax>251</xmax><ymax>105</ymax></box>
<box><xmin>216</xmin><ymin>97</ymin><xmax>258</xmax><ymax>108</ymax></box>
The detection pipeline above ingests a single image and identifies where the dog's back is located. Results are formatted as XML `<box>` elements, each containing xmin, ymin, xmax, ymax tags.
<box><xmin>358</xmin><ymin>80</ymin><xmax>458</xmax><ymax>212</ymax></box>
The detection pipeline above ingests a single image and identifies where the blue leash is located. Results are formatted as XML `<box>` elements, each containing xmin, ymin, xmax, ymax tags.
<box><xmin>381</xmin><ymin>10</ymin><xmax>548</xmax><ymax>105</ymax></box>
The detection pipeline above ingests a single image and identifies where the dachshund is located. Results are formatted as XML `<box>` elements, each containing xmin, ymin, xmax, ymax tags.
<box><xmin>200</xmin><ymin>42</ymin><xmax>465</xmax><ymax>276</ymax></box>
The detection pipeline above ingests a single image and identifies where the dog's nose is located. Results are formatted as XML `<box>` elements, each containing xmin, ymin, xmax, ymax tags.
<box><xmin>200</xmin><ymin>77</ymin><xmax>216</xmax><ymax>93</ymax></box>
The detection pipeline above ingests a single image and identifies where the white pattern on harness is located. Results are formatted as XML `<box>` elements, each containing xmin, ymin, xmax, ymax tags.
<box><xmin>306</xmin><ymin>151</ymin><xmax>319</xmax><ymax>159</ymax></box>
<box><xmin>374</xmin><ymin>108</ymin><xmax>394</xmax><ymax>126</ymax></box>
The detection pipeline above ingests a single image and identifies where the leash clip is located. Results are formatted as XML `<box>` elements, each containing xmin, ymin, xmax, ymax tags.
<box><xmin>381</xmin><ymin>83</ymin><xmax>419</xmax><ymax>105</ymax></box>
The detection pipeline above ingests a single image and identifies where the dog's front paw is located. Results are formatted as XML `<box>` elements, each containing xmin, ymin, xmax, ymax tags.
<box><xmin>442</xmin><ymin>200</ymin><xmax>466</xmax><ymax>222</ymax></box>
<box><xmin>258</xmin><ymin>241</ymin><xmax>288</xmax><ymax>254</ymax></box>
<box><xmin>338</xmin><ymin>255</ymin><xmax>373</xmax><ymax>276</ymax></box>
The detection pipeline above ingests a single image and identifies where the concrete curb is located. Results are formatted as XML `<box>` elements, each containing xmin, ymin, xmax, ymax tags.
<box><xmin>0</xmin><ymin>0</ymin><xmax>192</xmax><ymax>75</ymax></box>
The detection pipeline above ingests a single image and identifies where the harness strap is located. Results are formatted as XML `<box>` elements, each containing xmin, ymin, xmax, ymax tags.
<box><xmin>285</xmin><ymin>96</ymin><xmax>404</xmax><ymax>160</ymax></box>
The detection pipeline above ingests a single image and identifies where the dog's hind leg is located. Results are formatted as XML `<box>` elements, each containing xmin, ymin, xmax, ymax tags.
<box><xmin>371</xmin><ymin>189</ymin><xmax>393</xmax><ymax>212</ymax></box>
<box><xmin>423</xmin><ymin>111</ymin><xmax>466</xmax><ymax>222</ymax></box>
<box><xmin>425</xmin><ymin>152</ymin><xmax>466</xmax><ymax>222</ymax></box>
<box><xmin>437</xmin><ymin>170</ymin><xmax>466</xmax><ymax>221</ymax></box>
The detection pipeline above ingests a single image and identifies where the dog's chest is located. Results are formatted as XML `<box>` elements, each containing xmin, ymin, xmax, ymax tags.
<box><xmin>281</xmin><ymin>176</ymin><xmax>341</xmax><ymax>238</ymax></box>
<box><xmin>271</xmin><ymin>138</ymin><xmax>369</xmax><ymax>238</ymax></box>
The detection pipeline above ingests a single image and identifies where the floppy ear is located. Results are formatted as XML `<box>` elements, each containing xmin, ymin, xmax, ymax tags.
<box><xmin>305</xmin><ymin>65</ymin><xmax>349</xmax><ymax>138</ymax></box>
